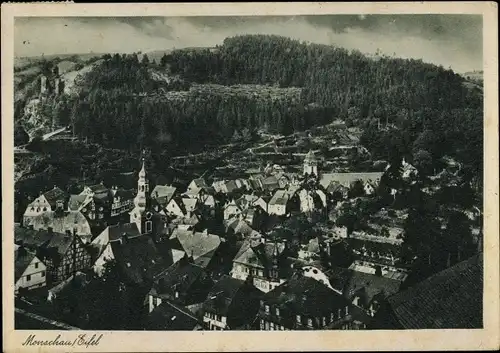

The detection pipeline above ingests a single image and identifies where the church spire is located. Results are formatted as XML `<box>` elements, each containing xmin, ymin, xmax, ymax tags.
<box><xmin>130</xmin><ymin>151</ymin><xmax>150</xmax><ymax>233</ymax></box>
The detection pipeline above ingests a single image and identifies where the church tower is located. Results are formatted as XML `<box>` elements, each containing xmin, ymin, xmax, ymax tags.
<box><xmin>130</xmin><ymin>155</ymin><xmax>150</xmax><ymax>233</ymax></box>
<box><xmin>303</xmin><ymin>150</ymin><xmax>318</xmax><ymax>176</ymax></box>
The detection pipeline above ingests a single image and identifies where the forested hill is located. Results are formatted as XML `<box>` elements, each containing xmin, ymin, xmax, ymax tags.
<box><xmin>61</xmin><ymin>34</ymin><xmax>482</xmax><ymax>179</ymax></box>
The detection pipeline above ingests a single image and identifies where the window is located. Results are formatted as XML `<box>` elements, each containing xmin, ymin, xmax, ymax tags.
<box><xmin>175</xmin><ymin>292</ymin><xmax>179</xmax><ymax>298</ymax></box>
<box><xmin>276</xmin><ymin>307</ymin><xmax>280</xmax><ymax>316</ymax></box>
<box><xmin>307</xmin><ymin>318</ymin><xmax>313</xmax><ymax>327</ymax></box>
<box><xmin>26</xmin><ymin>275</ymin><xmax>31</xmax><ymax>282</ymax></box>
<box><xmin>41</xmin><ymin>271</ymin><xmax>45</xmax><ymax>277</ymax></box>
<box><xmin>322</xmin><ymin>317</ymin><xmax>326</xmax><ymax>327</ymax></box>
<box><xmin>296</xmin><ymin>315</ymin><xmax>301</xmax><ymax>323</ymax></box>
<box><xmin>43</xmin><ymin>207</ymin><xmax>47</xmax><ymax>212</ymax></box>
<box><xmin>265</xmin><ymin>305</ymin><xmax>270</xmax><ymax>313</ymax></box>
<box><xmin>338</xmin><ymin>309</ymin><xmax>341</xmax><ymax>319</ymax></box>
<box><xmin>270</xmin><ymin>322</ymin><xmax>274</xmax><ymax>330</ymax></box>
<box><xmin>35</xmin><ymin>262</ymin><xmax>39</xmax><ymax>269</ymax></box>
<box><xmin>260</xmin><ymin>319</ymin><xmax>265</xmax><ymax>330</ymax></box>
<box><xmin>145</xmin><ymin>221</ymin><xmax>153</xmax><ymax>233</ymax></box>
<box><xmin>345</xmin><ymin>306</ymin><xmax>349</xmax><ymax>315</ymax></box>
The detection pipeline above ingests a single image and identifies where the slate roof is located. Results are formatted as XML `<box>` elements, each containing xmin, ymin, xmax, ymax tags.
<box><xmin>152</xmin><ymin>259</ymin><xmax>208</xmax><ymax>297</ymax></box>
<box><xmin>68</xmin><ymin>194</ymin><xmax>92</xmax><ymax>211</ymax></box>
<box><xmin>203</xmin><ymin>275</ymin><xmax>250</xmax><ymax>316</ymax></box>
<box><xmin>45</xmin><ymin>232</ymin><xmax>75</xmax><ymax>258</ymax></box>
<box><xmin>169</xmin><ymin>229</ymin><xmax>222</xmax><ymax>266</ymax></box>
<box><xmin>48</xmin><ymin>271</ymin><xmax>88</xmax><ymax>296</ymax></box>
<box><xmin>110</xmin><ymin>235</ymin><xmax>165</xmax><ymax>286</ymax></box>
<box><xmin>91</xmin><ymin>223</ymin><xmax>141</xmax><ymax>256</ymax></box>
<box><xmin>43</xmin><ymin>187</ymin><xmax>68</xmax><ymax>208</ymax></box>
<box><xmin>113</xmin><ymin>188</ymin><xmax>135</xmax><ymax>200</ymax></box>
<box><xmin>87</xmin><ymin>184</ymin><xmax>109</xmax><ymax>194</ymax></box>
<box><xmin>14</xmin><ymin>225</ymin><xmax>53</xmax><ymax>249</ymax></box>
<box><xmin>15</xmin><ymin>248</ymin><xmax>37</xmax><ymax>282</ymax></box>
<box><xmin>384</xmin><ymin>254</ymin><xmax>483</xmax><ymax>329</ymax></box>
<box><xmin>147</xmin><ymin>301</ymin><xmax>200</xmax><ymax>330</ymax></box>
<box><xmin>233</xmin><ymin>241</ymin><xmax>285</xmax><ymax>269</ymax></box>
<box><xmin>262</xmin><ymin>274</ymin><xmax>350</xmax><ymax>317</ymax></box>
<box><xmin>319</xmin><ymin>172</ymin><xmax>384</xmax><ymax>189</ymax></box>
<box><xmin>30</xmin><ymin>211</ymin><xmax>91</xmax><ymax>237</ymax></box>
<box><xmin>269</xmin><ymin>190</ymin><xmax>291</xmax><ymax>206</ymax></box>
<box><xmin>327</xmin><ymin>267</ymin><xmax>404</xmax><ymax>307</ymax></box>
<box><xmin>151</xmin><ymin>185</ymin><xmax>177</xmax><ymax>205</ymax></box>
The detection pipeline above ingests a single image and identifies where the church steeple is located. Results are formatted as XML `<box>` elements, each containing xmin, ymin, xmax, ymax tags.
<box><xmin>303</xmin><ymin>150</ymin><xmax>318</xmax><ymax>176</ymax></box>
<box><xmin>130</xmin><ymin>151</ymin><xmax>150</xmax><ymax>233</ymax></box>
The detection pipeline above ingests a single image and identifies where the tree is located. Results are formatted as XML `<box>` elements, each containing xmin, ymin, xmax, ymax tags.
<box><xmin>14</xmin><ymin>123</ymin><xmax>30</xmax><ymax>146</ymax></box>
<box><xmin>349</xmin><ymin>180</ymin><xmax>365</xmax><ymax>198</ymax></box>
<box><xmin>160</xmin><ymin>53</ymin><xmax>169</xmax><ymax>67</ymax></box>
<box><xmin>413</xmin><ymin>149</ymin><xmax>433</xmax><ymax>176</ymax></box>
<box><xmin>141</xmin><ymin>54</ymin><xmax>150</xmax><ymax>66</ymax></box>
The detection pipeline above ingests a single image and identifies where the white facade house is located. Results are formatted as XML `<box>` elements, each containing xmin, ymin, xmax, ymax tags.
<box><xmin>15</xmin><ymin>249</ymin><xmax>47</xmax><ymax>294</ymax></box>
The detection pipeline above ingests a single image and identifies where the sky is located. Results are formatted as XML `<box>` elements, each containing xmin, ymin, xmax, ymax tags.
<box><xmin>15</xmin><ymin>15</ymin><xmax>483</xmax><ymax>73</ymax></box>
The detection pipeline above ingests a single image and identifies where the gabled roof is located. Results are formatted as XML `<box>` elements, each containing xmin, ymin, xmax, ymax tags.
<box><xmin>110</xmin><ymin>235</ymin><xmax>165</xmax><ymax>286</ymax></box>
<box><xmin>269</xmin><ymin>189</ymin><xmax>291</xmax><ymax>206</ymax></box>
<box><xmin>48</xmin><ymin>271</ymin><xmax>88</xmax><ymax>296</ymax></box>
<box><xmin>114</xmin><ymin>188</ymin><xmax>135</xmax><ymax>200</ymax></box>
<box><xmin>320</xmin><ymin>172</ymin><xmax>384</xmax><ymax>189</ymax></box>
<box><xmin>233</xmin><ymin>241</ymin><xmax>285</xmax><ymax>269</ymax></box>
<box><xmin>44</xmin><ymin>232</ymin><xmax>78</xmax><ymax>263</ymax></box>
<box><xmin>182</xmin><ymin>198</ymin><xmax>198</xmax><ymax>212</ymax></box>
<box><xmin>384</xmin><ymin>254</ymin><xmax>483</xmax><ymax>329</ymax></box>
<box><xmin>68</xmin><ymin>194</ymin><xmax>92</xmax><ymax>211</ymax></box>
<box><xmin>327</xmin><ymin>267</ymin><xmax>404</xmax><ymax>307</ymax></box>
<box><xmin>14</xmin><ymin>225</ymin><xmax>53</xmax><ymax>249</ymax></box>
<box><xmin>170</xmin><ymin>229</ymin><xmax>222</xmax><ymax>264</ymax></box>
<box><xmin>151</xmin><ymin>185</ymin><xmax>177</xmax><ymax>205</ymax></box>
<box><xmin>15</xmin><ymin>249</ymin><xmax>37</xmax><ymax>282</ymax></box>
<box><xmin>30</xmin><ymin>211</ymin><xmax>91</xmax><ymax>234</ymax></box>
<box><xmin>147</xmin><ymin>301</ymin><xmax>200</xmax><ymax>330</ymax></box>
<box><xmin>203</xmin><ymin>275</ymin><xmax>252</xmax><ymax>316</ymax></box>
<box><xmin>43</xmin><ymin>187</ymin><xmax>68</xmax><ymax>208</ymax></box>
<box><xmin>92</xmin><ymin>223</ymin><xmax>141</xmax><ymax>256</ymax></box>
<box><xmin>262</xmin><ymin>274</ymin><xmax>350</xmax><ymax>317</ymax></box>
<box><xmin>87</xmin><ymin>184</ymin><xmax>109</xmax><ymax>194</ymax></box>
<box><xmin>235</xmin><ymin>194</ymin><xmax>259</xmax><ymax>210</ymax></box>
<box><xmin>152</xmin><ymin>259</ymin><xmax>208</xmax><ymax>297</ymax></box>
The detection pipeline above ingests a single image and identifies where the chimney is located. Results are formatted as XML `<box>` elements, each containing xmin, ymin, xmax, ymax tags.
<box><xmin>121</xmin><ymin>232</ymin><xmax>129</xmax><ymax>243</ymax></box>
<box><xmin>65</xmin><ymin>229</ymin><xmax>71</xmax><ymax>237</ymax></box>
<box><xmin>47</xmin><ymin>227</ymin><xmax>53</xmax><ymax>234</ymax></box>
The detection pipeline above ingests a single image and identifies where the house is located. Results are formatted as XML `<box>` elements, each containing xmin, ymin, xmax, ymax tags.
<box><xmin>231</xmin><ymin>240</ymin><xmax>290</xmax><ymax>293</ymax></box>
<box><xmin>110</xmin><ymin>233</ymin><xmax>166</xmax><ymax>287</ymax></box>
<box><xmin>67</xmin><ymin>194</ymin><xmax>93</xmax><ymax>212</ymax></box>
<box><xmin>235</xmin><ymin>194</ymin><xmax>260</xmax><ymax>212</ymax></box>
<box><xmin>186</xmin><ymin>178</ymin><xmax>209</xmax><ymax>196</ymax></box>
<box><xmin>147</xmin><ymin>301</ymin><xmax>203</xmax><ymax>331</ymax></box>
<box><xmin>26</xmin><ymin>210</ymin><xmax>94</xmax><ymax>244</ymax></box>
<box><xmin>15</xmin><ymin>225</ymin><xmax>54</xmax><ymax>251</ymax></box>
<box><xmin>223</xmin><ymin>200</ymin><xmax>242</xmax><ymax>220</ymax></box>
<box><xmin>80</xmin><ymin>183</ymin><xmax>110</xmax><ymax>198</ymax></box>
<box><xmin>257</xmin><ymin>274</ymin><xmax>359</xmax><ymax>330</ymax></box>
<box><xmin>268</xmin><ymin>189</ymin><xmax>299</xmax><ymax>216</ymax></box>
<box><xmin>262</xmin><ymin>176</ymin><xmax>280</xmax><ymax>192</ymax></box>
<box><xmin>326</xmin><ymin>182</ymin><xmax>349</xmax><ymax>200</ymax></box>
<box><xmin>23</xmin><ymin>186</ymin><xmax>68</xmax><ymax>225</ymax></box>
<box><xmin>90</xmin><ymin>223</ymin><xmax>141</xmax><ymax>275</ymax></box>
<box><xmin>298</xmin><ymin>189</ymin><xmax>326</xmax><ymax>213</ymax></box>
<box><xmin>202</xmin><ymin>275</ymin><xmax>262</xmax><ymax>330</ymax></box>
<box><xmin>37</xmin><ymin>229</ymin><xmax>93</xmax><ymax>284</ymax></box>
<box><xmin>169</xmin><ymin>228</ymin><xmax>224</xmax><ymax>270</ymax></box>
<box><xmin>148</xmin><ymin>256</ymin><xmax>213</xmax><ymax>313</ymax></box>
<box><xmin>165</xmin><ymin>197</ymin><xmax>198</xmax><ymax>219</ymax></box>
<box><xmin>371</xmin><ymin>254</ymin><xmax>483</xmax><ymax>329</ymax></box>
<box><xmin>328</xmin><ymin>267</ymin><xmax>405</xmax><ymax>317</ymax></box>
<box><xmin>319</xmin><ymin>172</ymin><xmax>384</xmax><ymax>192</ymax></box>
<box><xmin>253</xmin><ymin>196</ymin><xmax>271</xmax><ymax>213</ymax></box>
<box><xmin>15</xmin><ymin>246</ymin><xmax>47</xmax><ymax>294</ymax></box>
<box><xmin>151</xmin><ymin>185</ymin><xmax>177</xmax><ymax>208</ymax></box>
<box><xmin>47</xmin><ymin>271</ymin><xmax>89</xmax><ymax>302</ymax></box>
<box><xmin>110</xmin><ymin>187</ymin><xmax>136</xmax><ymax>217</ymax></box>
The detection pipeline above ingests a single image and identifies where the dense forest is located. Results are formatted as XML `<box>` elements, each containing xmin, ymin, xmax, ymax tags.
<box><xmin>54</xmin><ymin>34</ymin><xmax>482</xmax><ymax>180</ymax></box>
<box><xmin>20</xmin><ymin>34</ymin><xmax>483</xmax><ymax>184</ymax></box>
